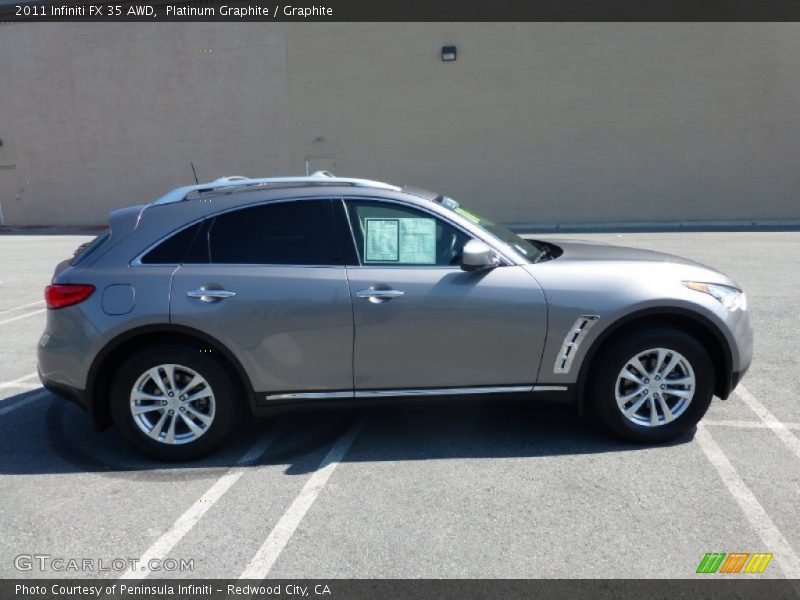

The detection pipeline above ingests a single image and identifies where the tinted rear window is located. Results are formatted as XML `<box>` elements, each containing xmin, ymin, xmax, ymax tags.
<box><xmin>186</xmin><ymin>200</ymin><xmax>341</xmax><ymax>265</ymax></box>
<box><xmin>141</xmin><ymin>223</ymin><xmax>202</xmax><ymax>264</ymax></box>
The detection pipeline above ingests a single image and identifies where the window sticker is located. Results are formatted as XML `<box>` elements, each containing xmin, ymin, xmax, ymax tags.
<box><xmin>363</xmin><ymin>217</ymin><xmax>437</xmax><ymax>264</ymax></box>
<box><xmin>364</xmin><ymin>218</ymin><xmax>400</xmax><ymax>262</ymax></box>
<box><xmin>398</xmin><ymin>218</ymin><xmax>436</xmax><ymax>264</ymax></box>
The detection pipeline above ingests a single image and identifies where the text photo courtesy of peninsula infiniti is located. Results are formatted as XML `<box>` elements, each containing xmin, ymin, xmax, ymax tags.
<box><xmin>37</xmin><ymin>172</ymin><xmax>753</xmax><ymax>460</ymax></box>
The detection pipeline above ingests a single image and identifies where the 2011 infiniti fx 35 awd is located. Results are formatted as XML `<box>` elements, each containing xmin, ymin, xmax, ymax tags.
<box><xmin>38</xmin><ymin>172</ymin><xmax>752</xmax><ymax>460</ymax></box>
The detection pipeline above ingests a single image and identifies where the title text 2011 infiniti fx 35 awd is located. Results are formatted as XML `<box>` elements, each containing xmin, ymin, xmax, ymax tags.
<box><xmin>38</xmin><ymin>172</ymin><xmax>753</xmax><ymax>460</ymax></box>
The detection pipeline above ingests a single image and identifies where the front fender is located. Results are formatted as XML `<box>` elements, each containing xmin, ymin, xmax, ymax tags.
<box><xmin>524</xmin><ymin>261</ymin><xmax>749</xmax><ymax>387</ymax></box>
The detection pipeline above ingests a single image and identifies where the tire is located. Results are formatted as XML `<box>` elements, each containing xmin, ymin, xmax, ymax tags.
<box><xmin>590</xmin><ymin>328</ymin><xmax>714</xmax><ymax>443</ymax></box>
<box><xmin>110</xmin><ymin>345</ymin><xmax>242</xmax><ymax>461</ymax></box>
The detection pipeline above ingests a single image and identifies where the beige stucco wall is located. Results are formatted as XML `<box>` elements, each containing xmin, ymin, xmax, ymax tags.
<box><xmin>1</xmin><ymin>23</ymin><xmax>799</xmax><ymax>226</ymax></box>
<box><xmin>0</xmin><ymin>23</ymin><xmax>292</xmax><ymax>226</ymax></box>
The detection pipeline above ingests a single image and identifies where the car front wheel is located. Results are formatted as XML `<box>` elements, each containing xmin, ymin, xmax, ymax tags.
<box><xmin>591</xmin><ymin>328</ymin><xmax>715</xmax><ymax>443</ymax></box>
<box><xmin>110</xmin><ymin>345</ymin><xmax>241</xmax><ymax>461</ymax></box>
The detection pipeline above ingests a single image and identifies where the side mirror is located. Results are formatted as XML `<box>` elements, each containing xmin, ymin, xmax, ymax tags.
<box><xmin>461</xmin><ymin>239</ymin><xmax>500</xmax><ymax>271</ymax></box>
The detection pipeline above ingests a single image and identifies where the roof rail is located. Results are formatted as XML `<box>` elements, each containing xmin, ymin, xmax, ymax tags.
<box><xmin>151</xmin><ymin>171</ymin><xmax>400</xmax><ymax>205</ymax></box>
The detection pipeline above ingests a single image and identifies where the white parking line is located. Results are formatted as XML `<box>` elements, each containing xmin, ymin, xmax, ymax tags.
<box><xmin>735</xmin><ymin>385</ymin><xmax>800</xmax><ymax>461</ymax></box>
<box><xmin>3</xmin><ymin>382</ymin><xmax>41</xmax><ymax>390</ymax></box>
<box><xmin>695</xmin><ymin>423</ymin><xmax>800</xmax><ymax>579</ymax></box>
<box><xmin>0</xmin><ymin>372</ymin><xmax>39</xmax><ymax>390</ymax></box>
<box><xmin>121</xmin><ymin>420</ymin><xmax>289</xmax><ymax>580</ymax></box>
<box><xmin>0</xmin><ymin>300</ymin><xmax>44</xmax><ymax>314</ymax></box>
<box><xmin>0</xmin><ymin>384</ymin><xmax>42</xmax><ymax>402</ymax></box>
<box><xmin>0</xmin><ymin>308</ymin><xmax>46</xmax><ymax>327</ymax></box>
<box><xmin>704</xmin><ymin>419</ymin><xmax>800</xmax><ymax>431</ymax></box>
<box><xmin>240</xmin><ymin>415</ymin><xmax>368</xmax><ymax>579</ymax></box>
<box><xmin>0</xmin><ymin>389</ymin><xmax>49</xmax><ymax>416</ymax></box>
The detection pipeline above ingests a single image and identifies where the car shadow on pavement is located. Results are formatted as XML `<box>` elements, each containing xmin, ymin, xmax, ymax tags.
<box><xmin>0</xmin><ymin>389</ymin><xmax>694</xmax><ymax>480</ymax></box>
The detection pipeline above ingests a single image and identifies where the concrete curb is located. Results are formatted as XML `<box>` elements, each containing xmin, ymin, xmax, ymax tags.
<box><xmin>508</xmin><ymin>219</ymin><xmax>800</xmax><ymax>234</ymax></box>
<box><xmin>0</xmin><ymin>225</ymin><xmax>107</xmax><ymax>235</ymax></box>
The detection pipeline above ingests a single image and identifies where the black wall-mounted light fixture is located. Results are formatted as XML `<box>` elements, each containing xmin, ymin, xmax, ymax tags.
<box><xmin>441</xmin><ymin>45</ymin><xmax>457</xmax><ymax>61</ymax></box>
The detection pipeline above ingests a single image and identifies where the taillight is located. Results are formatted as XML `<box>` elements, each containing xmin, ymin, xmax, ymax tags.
<box><xmin>44</xmin><ymin>284</ymin><xmax>95</xmax><ymax>309</ymax></box>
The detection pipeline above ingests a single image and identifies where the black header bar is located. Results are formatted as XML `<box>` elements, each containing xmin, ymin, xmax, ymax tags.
<box><xmin>3</xmin><ymin>579</ymin><xmax>800</xmax><ymax>600</ymax></box>
<box><xmin>5</xmin><ymin>0</ymin><xmax>800</xmax><ymax>22</ymax></box>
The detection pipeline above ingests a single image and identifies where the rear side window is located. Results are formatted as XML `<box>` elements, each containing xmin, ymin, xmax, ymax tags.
<box><xmin>186</xmin><ymin>200</ymin><xmax>341</xmax><ymax>265</ymax></box>
<box><xmin>140</xmin><ymin>223</ymin><xmax>202</xmax><ymax>264</ymax></box>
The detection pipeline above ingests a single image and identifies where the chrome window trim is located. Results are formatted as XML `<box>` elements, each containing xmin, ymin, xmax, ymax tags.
<box><xmin>133</xmin><ymin>192</ymin><xmax>526</xmax><ymax>268</ymax></box>
<box><xmin>130</xmin><ymin>196</ymin><xmax>339</xmax><ymax>267</ymax></box>
<box><xmin>339</xmin><ymin>196</ymin><xmax>519</xmax><ymax>267</ymax></box>
<box><xmin>168</xmin><ymin>264</ymin><xmax>346</xmax><ymax>269</ymax></box>
<box><xmin>264</xmin><ymin>385</ymin><xmax>567</xmax><ymax>401</ymax></box>
<box><xmin>554</xmin><ymin>315</ymin><xmax>600</xmax><ymax>374</ymax></box>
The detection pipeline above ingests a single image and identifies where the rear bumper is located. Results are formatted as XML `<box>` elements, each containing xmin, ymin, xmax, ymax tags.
<box><xmin>39</xmin><ymin>368</ymin><xmax>89</xmax><ymax>412</ymax></box>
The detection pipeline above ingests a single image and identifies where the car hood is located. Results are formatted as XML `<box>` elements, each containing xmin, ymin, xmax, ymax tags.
<box><xmin>544</xmin><ymin>239</ymin><xmax>709</xmax><ymax>268</ymax></box>
<box><xmin>529</xmin><ymin>238</ymin><xmax>740</xmax><ymax>289</ymax></box>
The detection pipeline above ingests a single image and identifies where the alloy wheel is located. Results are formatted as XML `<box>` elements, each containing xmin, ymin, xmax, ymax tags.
<box><xmin>129</xmin><ymin>363</ymin><xmax>216</xmax><ymax>445</ymax></box>
<box><xmin>614</xmin><ymin>347</ymin><xmax>696</xmax><ymax>427</ymax></box>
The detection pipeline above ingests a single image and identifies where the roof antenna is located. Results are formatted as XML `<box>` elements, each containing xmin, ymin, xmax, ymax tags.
<box><xmin>190</xmin><ymin>162</ymin><xmax>199</xmax><ymax>185</ymax></box>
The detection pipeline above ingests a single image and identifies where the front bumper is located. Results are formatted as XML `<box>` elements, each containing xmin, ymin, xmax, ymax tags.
<box><xmin>720</xmin><ymin>303</ymin><xmax>753</xmax><ymax>398</ymax></box>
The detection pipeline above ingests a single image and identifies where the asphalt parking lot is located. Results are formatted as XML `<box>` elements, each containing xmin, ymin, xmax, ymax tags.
<box><xmin>0</xmin><ymin>231</ymin><xmax>798</xmax><ymax>580</ymax></box>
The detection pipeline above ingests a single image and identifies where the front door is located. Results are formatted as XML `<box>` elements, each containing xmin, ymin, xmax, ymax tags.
<box><xmin>341</xmin><ymin>198</ymin><xmax>548</xmax><ymax>392</ymax></box>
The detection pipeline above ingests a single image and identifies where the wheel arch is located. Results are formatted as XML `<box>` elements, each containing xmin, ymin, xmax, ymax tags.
<box><xmin>576</xmin><ymin>307</ymin><xmax>734</xmax><ymax>416</ymax></box>
<box><xmin>86</xmin><ymin>324</ymin><xmax>256</xmax><ymax>430</ymax></box>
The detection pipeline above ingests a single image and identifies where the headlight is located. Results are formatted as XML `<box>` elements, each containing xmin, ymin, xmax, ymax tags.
<box><xmin>683</xmin><ymin>281</ymin><xmax>747</xmax><ymax>311</ymax></box>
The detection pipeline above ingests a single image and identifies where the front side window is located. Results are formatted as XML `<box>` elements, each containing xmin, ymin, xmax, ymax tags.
<box><xmin>185</xmin><ymin>199</ymin><xmax>341</xmax><ymax>265</ymax></box>
<box><xmin>437</xmin><ymin>197</ymin><xmax>545</xmax><ymax>262</ymax></box>
<box><xmin>344</xmin><ymin>200</ymin><xmax>470</xmax><ymax>267</ymax></box>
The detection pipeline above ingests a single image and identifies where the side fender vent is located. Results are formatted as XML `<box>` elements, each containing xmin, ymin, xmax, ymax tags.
<box><xmin>554</xmin><ymin>315</ymin><xmax>600</xmax><ymax>374</ymax></box>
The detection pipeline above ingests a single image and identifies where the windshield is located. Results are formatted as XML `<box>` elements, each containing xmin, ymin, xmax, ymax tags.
<box><xmin>438</xmin><ymin>197</ymin><xmax>545</xmax><ymax>262</ymax></box>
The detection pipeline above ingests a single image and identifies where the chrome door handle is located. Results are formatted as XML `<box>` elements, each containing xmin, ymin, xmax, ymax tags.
<box><xmin>356</xmin><ymin>289</ymin><xmax>405</xmax><ymax>300</ymax></box>
<box><xmin>186</xmin><ymin>289</ymin><xmax>236</xmax><ymax>301</ymax></box>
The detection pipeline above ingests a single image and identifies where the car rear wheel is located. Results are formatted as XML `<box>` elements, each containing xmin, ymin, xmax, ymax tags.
<box><xmin>110</xmin><ymin>345</ymin><xmax>241</xmax><ymax>461</ymax></box>
<box><xmin>591</xmin><ymin>328</ymin><xmax>714</xmax><ymax>443</ymax></box>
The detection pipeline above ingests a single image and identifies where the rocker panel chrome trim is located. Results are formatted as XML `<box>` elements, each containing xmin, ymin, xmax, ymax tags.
<box><xmin>264</xmin><ymin>385</ymin><xmax>568</xmax><ymax>402</ymax></box>
<box><xmin>265</xmin><ymin>391</ymin><xmax>355</xmax><ymax>401</ymax></box>
<box><xmin>354</xmin><ymin>386</ymin><xmax>532</xmax><ymax>398</ymax></box>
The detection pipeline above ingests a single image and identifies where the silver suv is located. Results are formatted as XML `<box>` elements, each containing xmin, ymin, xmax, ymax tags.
<box><xmin>38</xmin><ymin>172</ymin><xmax>753</xmax><ymax>460</ymax></box>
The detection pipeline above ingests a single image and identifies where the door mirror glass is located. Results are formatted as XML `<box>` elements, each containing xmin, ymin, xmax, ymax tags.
<box><xmin>461</xmin><ymin>239</ymin><xmax>499</xmax><ymax>271</ymax></box>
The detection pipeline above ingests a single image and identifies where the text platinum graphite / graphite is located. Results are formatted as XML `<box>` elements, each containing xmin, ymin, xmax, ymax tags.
<box><xmin>165</xmin><ymin>5</ymin><xmax>334</xmax><ymax>17</ymax></box>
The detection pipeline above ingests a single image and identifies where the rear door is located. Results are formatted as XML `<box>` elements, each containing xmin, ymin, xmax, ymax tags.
<box><xmin>170</xmin><ymin>198</ymin><xmax>354</xmax><ymax>397</ymax></box>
